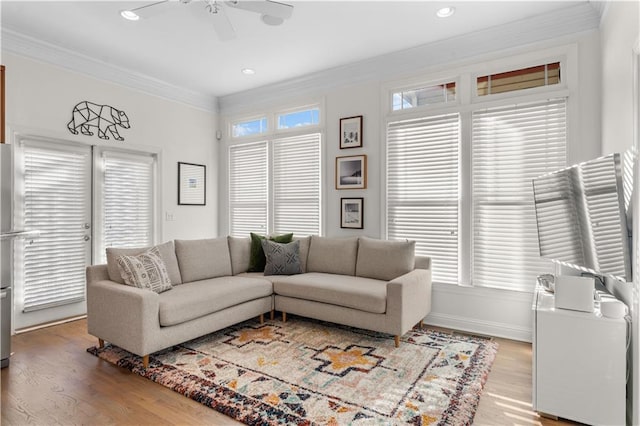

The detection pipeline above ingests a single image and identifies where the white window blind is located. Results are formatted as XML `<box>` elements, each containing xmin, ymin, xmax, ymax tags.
<box><xmin>229</xmin><ymin>142</ymin><xmax>268</xmax><ymax>237</ymax></box>
<box><xmin>97</xmin><ymin>150</ymin><xmax>155</xmax><ymax>264</ymax></box>
<box><xmin>20</xmin><ymin>143</ymin><xmax>90</xmax><ymax>312</ymax></box>
<box><xmin>387</xmin><ymin>113</ymin><xmax>460</xmax><ymax>284</ymax></box>
<box><xmin>472</xmin><ymin>98</ymin><xmax>566</xmax><ymax>290</ymax></box>
<box><xmin>272</xmin><ymin>133</ymin><xmax>321</xmax><ymax>236</ymax></box>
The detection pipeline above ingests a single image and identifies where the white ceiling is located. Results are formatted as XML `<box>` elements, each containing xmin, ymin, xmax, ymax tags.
<box><xmin>1</xmin><ymin>1</ymin><xmax>598</xmax><ymax>99</ymax></box>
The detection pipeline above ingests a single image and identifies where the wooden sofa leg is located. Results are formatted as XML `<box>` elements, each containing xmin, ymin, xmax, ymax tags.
<box><xmin>270</xmin><ymin>310</ymin><xmax>274</xmax><ymax>321</ymax></box>
<box><xmin>259</xmin><ymin>313</ymin><xmax>264</xmax><ymax>324</ymax></box>
<box><xmin>394</xmin><ymin>336</ymin><xmax>400</xmax><ymax>348</ymax></box>
<box><xmin>98</xmin><ymin>338</ymin><xmax>105</xmax><ymax>348</ymax></box>
<box><xmin>419</xmin><ymin>320</ymin><xmax>424</xmax><ymax>328</ymax></box>
<box><xmin>282</xmin><ymin>311</ymin><xmax>287</xmax><ymax>323</ymax></box>
<box><xmin>142</xmin><ymin>355</ymin><xmax>149</xmax><ymax>369</ymax></box>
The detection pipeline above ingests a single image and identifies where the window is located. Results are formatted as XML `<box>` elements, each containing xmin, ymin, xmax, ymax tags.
<box><xmin>387</xmin><ymin>114</ymin><xmax>460</xmax><ymax>283</ymax></box>
<box><xmin>392</xmin><ymin>82</ymin><xmax>456</xmax><ymax>111</ymax></box>
<box><xmin>472</xmin><ymin>98</ymin><xmax>566</xmax><ymax>290</ymax></box>
<box><xmin>95</xmin><ymin>149</ymin><xmax>157</xmax><ymax>264</ymax></box>
<box><xmin>232</xmin><ymin>117</ymin><xmax>268</xmax><ymax>138</ymax></box>
<box><xmin>277</xmin><ymin>107</ymin><xmax>320</xmax><ymax>130</ymax></box>
<box><xmin>477</xmin><ymin>62</ymin><xmax>560</xmax><ymax>96</ymax></box>
<box><xmin>229</xmin><ymin>142</ymin><xmax>268</xmax><ymax>236</ymax></box>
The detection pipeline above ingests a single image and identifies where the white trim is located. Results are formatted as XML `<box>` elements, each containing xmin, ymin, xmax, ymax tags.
<box><xmin>2</xmin><ymin>29</ymin><xmax>218</xmax><ymax>113</ymax></box>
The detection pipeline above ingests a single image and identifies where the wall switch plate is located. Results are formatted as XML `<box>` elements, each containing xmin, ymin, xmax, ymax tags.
<box><xmin>165</xmin><ymin>212</ymin><xmax>175</xmax><ymax>221</ymax></box>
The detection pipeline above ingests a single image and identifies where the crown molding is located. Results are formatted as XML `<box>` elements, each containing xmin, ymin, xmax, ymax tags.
<box><xmin>219</xmin><ymin>2</ymin><xmax>600</xmax><ymax>116</ymax></box>
<box><xmin>1</xmin><ymin>28</ymin><xmax>218</xmax><ymax>114</ymax></box>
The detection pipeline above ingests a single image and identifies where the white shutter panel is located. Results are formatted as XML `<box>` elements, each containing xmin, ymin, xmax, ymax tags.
<box><xmin>97</xmin><ymin>151</ymin><xmax>155</xmax><ymax>264</ymax></box>
<box><xmin>472</xmin><ymin>98</ymin><xmax>566</xmax><ymax>290</ymax></box>
<box><xmin>229</xmin><ymin>142</ymin><xmax>268</xmax><ymax>237</ymax></box>
<box><xmin>272</xmin><ymin>133</ymin><xmax>321</xmax><ymax>236</ymax></box>
<box><xmin>387</xmin><ymin>113</ymin><xmax>460</xmax><ymax>284</ymax></box>
<box><xmin>20</xmin><ymin>143</ymin><xmax>90</xmax><ymax>312</ymax></box>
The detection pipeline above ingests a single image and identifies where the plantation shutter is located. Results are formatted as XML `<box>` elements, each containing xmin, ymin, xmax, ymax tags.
<box><xmin>229</xmin><ymin>142</ymin><xmax>268</xmax><ymax>237</ymax></box>
<box><xmin>96</xmin><ymin>150</ymin><xmax>156</xmax><ymax>264</ymax></box>
<box><xmin>272</xmin><ymin>133</ymin><xmax>321</xmax><ymax>236</ymax></box>
<box><xmin>20</xmin><ymin>142</ymin><xmax>91</xmax><ymax>312</ymax></box>
<box><xmin>472</xmin><ymin>98</ymin><xmax>566</xmax><ymax>290</ymax></box>
<box><xmin>387</xmin><ymin>113</ymin><xmax>460</xmax><ymax>284</ymax></box>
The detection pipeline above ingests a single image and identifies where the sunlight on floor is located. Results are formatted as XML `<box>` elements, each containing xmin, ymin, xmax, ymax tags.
<box><xmin>487</xmin><ymin>392</ymin><xmax>542</xmax><ymax>426</ymax></box>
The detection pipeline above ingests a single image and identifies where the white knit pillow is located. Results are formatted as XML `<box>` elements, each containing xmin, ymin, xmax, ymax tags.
<box><xmin>116</xmin><ymin>247</ymin><xmax>173</xmax><ymax>293</ymax></box>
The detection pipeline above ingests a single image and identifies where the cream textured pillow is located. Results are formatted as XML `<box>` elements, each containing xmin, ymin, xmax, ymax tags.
<box><xmin>116</xmin><ymin>247</ymin><xmax>173</xmax><ymax>293</ymax></box>
<box><xmin>355</xmin><ymin>237</ymin><xmax>416</xmax><ymax>281</ymax></box>
<box><xmin>106</xmin><ymin>241</ymin><xmax>182</xmax><ymax>285</ymax></box>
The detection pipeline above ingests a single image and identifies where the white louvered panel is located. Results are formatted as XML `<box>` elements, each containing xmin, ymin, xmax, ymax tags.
<box><xmin>472</xmin><ymin>98</ymin><xmax>566</xmax><ymax>290</ymax></box>
<box><xmin>272</xmin><ymin>133</ymin><xmax>321</xmax><ymax>236</ymax></box>
<box><xmin>229</xmin><ymin>142</ymin><xmax>268</xmax><ymax>237</ymax></box>
<box><xmin>99</xmin><ymin>151</ymin><xmax>155</xmax><ymax>264</ymax></box>
<box><xmin>387</xmin><ymin>113</ymin><xmax>460</xmax><ymax>284</ymax></box>
<box><xmin>22</xmin><ymin>144</ymin><xmax>90</xmax><ymax>312</ymax></box>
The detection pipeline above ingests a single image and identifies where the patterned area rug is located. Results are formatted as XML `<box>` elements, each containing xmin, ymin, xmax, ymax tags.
<box><xmin>87</xmin><ymin>316</ymin><xmax>498</xmax><ymax>425</ymax></box>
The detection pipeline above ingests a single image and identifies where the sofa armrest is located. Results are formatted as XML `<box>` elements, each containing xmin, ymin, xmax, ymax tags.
<box><xmin>414</xmin><ymin>255</ymin><xmax>431</xmax><ymax>270</ymax></box>
<box><xmin>386</xmin><ymin>268</ymin><xmax>432</xmax><ymax>334</ymax></box>
<box><xmin>87</xmin><ymin>278</ymin><xmax>160</xmax><ymax>357</ymax></box>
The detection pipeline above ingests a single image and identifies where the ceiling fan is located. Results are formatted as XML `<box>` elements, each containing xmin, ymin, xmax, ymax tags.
<box><xmin>120</xmin><ymin>0</ymin><xmax>294</xmax><ymax>41</ymax></box>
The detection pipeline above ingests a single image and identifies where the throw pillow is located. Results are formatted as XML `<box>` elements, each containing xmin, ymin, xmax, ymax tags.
<box><xmin>106</xmin><ymin>241</ymin><xmax>182</xmax><ymax>285</ymax></box>
<box><xmin>261</xmin><ymin>239</ymin><xmax>302</xmax><ymax>276</ymax></box>
<box><xmin>248</xmin><ymin>232</ymin><xmax>293</xmax><ymax>272</ymax></box>
<box><xmin>116</xmin><ymin>246</ymin><xmax>173</xmax><ymax>293</ymax></box>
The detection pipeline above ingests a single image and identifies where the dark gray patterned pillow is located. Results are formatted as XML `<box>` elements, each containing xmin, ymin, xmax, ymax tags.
<box><xmin>116</xmin><ymin>246</ymin><xmax>173</xmax><ymax>293</ymax></box>
<box><xmin>261</xmin><ymin>239</ymin><xmax>302</xmax><ymax>276</ymax></box>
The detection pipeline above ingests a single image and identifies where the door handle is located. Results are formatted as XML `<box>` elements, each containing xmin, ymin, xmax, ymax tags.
<box><xmin>84</xmin><ymin>235</ymin><xmax>91</xmax><ymax>241</ymax></box>
<box><xmin>83</xmin><ymin>223</ymin><xmax>91</xmax><ymax>230</ymax></box>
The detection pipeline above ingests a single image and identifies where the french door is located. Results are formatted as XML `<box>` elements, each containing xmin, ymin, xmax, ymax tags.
<box><xmin>13</xmin><ymin>137</ymin><xmax>158</xmax><ymax>330</ymax></box>
<box><xmin>13</xmin><ymin>138</ymin><xmax>92</xmax><ymax>329</ymax></box>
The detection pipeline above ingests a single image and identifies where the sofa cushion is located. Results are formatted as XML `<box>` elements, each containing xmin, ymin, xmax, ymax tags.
<box><xmin>228</xmin><ymin>236</ymin><xmax>251</xmax><ymax>275</ymax></box>
<box><xmin>293</xmin><ymin>236</ymin><xmax>311</xmax><ymax>273</ymax></box>
<box><xmin>262</xmin><ymin>240</ymin><xmax>302</xmax><ymax>276</ymax></box>
<box><xmin>248</xmin><ymin>232</ymin><xmax>293</xmax><ymax>272</ymax></box>
<box><xmin>106</xmin><ymin>241</ymin><xmax>182</xmax><ymax>285</ymax></box>
<box><xmin>174</xmin><ymin>237</ymin><xmax>232</xmax><ymax>282</ymax></box>
<box><xmin>236</xmin><ymin>272</ymin><xmax>286</xmax><ymax>283</ymax></box>
<box><xmin>306</xmin><ymin>236</ymin><xmax>358</xmax><ymax>276</ymax></box>
<box><xmin>116</xmin><ymin>246</ymin><xmax>173</xmax><ymax>293</ymax></box>
<box><xmin>158</xmin><ymin>276</ymin><xmax>272</xmax><ymax>326</ymax></box>
<box><xmin>356</xmin><ymin>237</ymin><xmax>415</xmax><ymax>281</ymax></box>
<box><xmin>273</xmin><ymin>272</ymin><xmax>387</xmax><ymax>314</ymax></box>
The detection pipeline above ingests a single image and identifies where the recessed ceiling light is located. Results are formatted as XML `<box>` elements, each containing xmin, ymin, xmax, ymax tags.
<box><xmin>241</xmin><ymin>68</ymin><xmax>256</xmax><ymax>75</ymax></box>
<box><xmin>120</xmin><ymin>10</ymin><xmax>140</xmax><ymax>21</ymax></box>
<box><xmin>261</xmin><ymin>14</ymin><xmax>284</xmax><ymax>26</ymax></box>
<box><xmin>436</xmin><ymin>6</ymin><xmax>456</xmax><ymax>18</ymax></box>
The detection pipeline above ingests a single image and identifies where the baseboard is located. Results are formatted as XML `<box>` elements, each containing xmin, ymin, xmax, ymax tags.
<box><xmin>424</xmin><ymin>312</ymin><xmax>532</xmax><ymax>342</ymax></box>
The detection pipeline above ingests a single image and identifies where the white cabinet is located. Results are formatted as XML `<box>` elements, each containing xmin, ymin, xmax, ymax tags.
<box><xmin>532</xmin><ymin>285</ymin><xmax>627</xmax><ymax>425</ymax></box>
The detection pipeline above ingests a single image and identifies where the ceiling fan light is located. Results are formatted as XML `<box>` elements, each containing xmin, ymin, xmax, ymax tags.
<box><xmin>261</xmin><ymin>14</ymin><xmax>284</xmax><ymax>26</ymax></box>
<box><xmin>120</xmin><ymin>9</ymin><xmax>140</xmax><ymax>21</ymax></box>
<box><xmin>436</xmin><ymin>6</ymin><xmax>455</xmax><ymax>18</ymax></box>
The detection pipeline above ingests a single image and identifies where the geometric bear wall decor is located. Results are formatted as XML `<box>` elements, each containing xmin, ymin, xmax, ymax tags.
<box><xmin>67</xmin><ymin>101</ymin><xmax>131</xmax><ymax>141</ymax></box>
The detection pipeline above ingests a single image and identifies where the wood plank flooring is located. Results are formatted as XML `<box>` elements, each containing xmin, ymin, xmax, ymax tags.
<box><xmin>1</xmin><ymin>319</ymin><xmax>580</xmax><ymax>425</ymax></box>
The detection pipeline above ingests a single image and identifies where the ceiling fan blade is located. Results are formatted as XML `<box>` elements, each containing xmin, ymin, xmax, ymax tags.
<box><xmin>131</xmin><ymin>0</ymin><xmax>175</xmax><ymax>19</ymax></box>
<box><xmin>224</xmin><ymin>0</ymin><xmax>293</xmax><ymax>20</ymax></box>
<box><xmin>211</xmin><ymin>8</ymin><xmax>237</xmax><ymax>41</ymax></box>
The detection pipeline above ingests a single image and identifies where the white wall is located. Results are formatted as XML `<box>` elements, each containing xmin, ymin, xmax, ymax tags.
<box><xmin>219</xmin><ymin>30</ymin><xmax>602</xmax><ymax>342</ymax></box>
<box><xmin>599</xmin><ymin>2</ymin><xmax>640</xmax><ymax>424</ymax></box>
<box><xmin>3</xmin><ymin>53</ymin><xmax>219</xmax><ymax>243</ymax></box>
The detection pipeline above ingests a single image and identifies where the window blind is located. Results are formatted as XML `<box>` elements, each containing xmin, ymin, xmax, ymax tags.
<box><xmin>21</xmin><ymin>143</ymin><xmax>90</xmax><ymax>312</ymax></box>
<box><xmin>229</xmin><ymin>142</ymin><xmax>268</xmax><ymax>237</ymax></box>
<box><xmin>472</xmin><ymin>98</ymin><xmax>566</xmax><ymax>290</ymax></box>
<box><xmin>97</xmin><ymin>151</ymin><xmax>155</xmax><ymax>264</ymax></box>
<box><xmin>387</xmin><ymin>113</ymin><xmax>460</xmax><ymax>284</ymax></box>
<box><xmin>272</xmin><ymin>133</ymin><xmax>321</xmax><ymax>236</ymax></box>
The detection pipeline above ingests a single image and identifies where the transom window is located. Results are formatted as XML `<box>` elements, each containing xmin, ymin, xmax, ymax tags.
<box><xmin>477</xmin><ymin>62</ymin><xmax>560</xmax><ymax>96</ymax></box>
<box><xmin>392</xmin><ymin>82</ymin><xmax>456</xmax><ymax>111</ymax></box>
<box><xmin>232</xmin><ymin>117</ymin><xmax>268</xmax><ymax>138</ymax></box>
<box><xmin>277</xmin><ymin>107</ymin><xmax>320</xmax><ymax>130</ymax></box>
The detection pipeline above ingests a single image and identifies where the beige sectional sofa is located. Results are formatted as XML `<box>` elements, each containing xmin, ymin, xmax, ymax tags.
<box><xmin>86</xmin><ymin>235</ymin><xmax>432</xmax><ymax>368</ymax></box>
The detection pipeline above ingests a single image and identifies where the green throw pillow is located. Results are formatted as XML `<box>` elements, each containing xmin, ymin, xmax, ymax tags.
<box><xmin>248</xmin><ymin>232</ymin><xmax>293</xmax><ymax>272</ymax></box>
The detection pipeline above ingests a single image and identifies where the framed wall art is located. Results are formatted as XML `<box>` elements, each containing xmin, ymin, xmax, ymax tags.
<box><xmin>336</xmin><ymin>155</ymin><xmax>367</xmax><ymax>189</ymax></box>
<box><xmin>178</xmin><ymin>162</ymin><xmax>206</xmax><ymax>205</ymax></box>
<box><xmin>339</xmin><ymin>115</ymin><xmax>363</xmax><ymax>149</ymax></box>
<box><xmin>341</xmin><ymin>197</ymin><xmax>364</xmax><ymax>229</ymax></box>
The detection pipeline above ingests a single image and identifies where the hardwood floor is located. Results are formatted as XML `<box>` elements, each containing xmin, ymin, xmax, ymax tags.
<box><xmin>1</xmin><ymin>319</ymin><xmax>580</xmax><ymax>425</ymax></box>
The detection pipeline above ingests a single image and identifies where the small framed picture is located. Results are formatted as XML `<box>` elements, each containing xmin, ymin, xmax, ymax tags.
<box><xmin>341</xmin><ymin>198</ymin><xmax>364</xmax><ymax>229</ymax></box>
<box><xmin>178</xmin><ymin>162</ymin><xmax>206</xmax><ymax>205</ymax></box>
<box><xmin>340</xmin><ymin>115</ymin><xmax>363</xmax><ymax>149</ymax></box>
<box><xmin>336</xmin><ymin>155</ymin><xmax>367</xmax><ymax>189</ymax></box>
